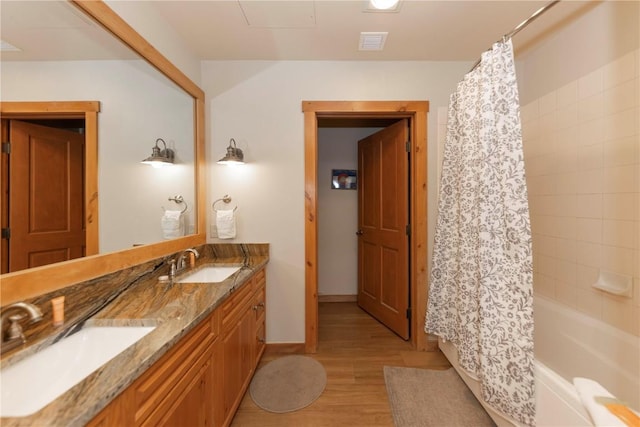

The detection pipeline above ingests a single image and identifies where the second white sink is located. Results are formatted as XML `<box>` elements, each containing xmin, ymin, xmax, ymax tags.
<box><xmin>0</xmin><ymin>325</ymin><xmax>154</xmax><ymax>417</ymax></box>
<box><xmin>176</xmin><ymin>266</ymin><xmax>241</xmax><ymax>283</ymax></box>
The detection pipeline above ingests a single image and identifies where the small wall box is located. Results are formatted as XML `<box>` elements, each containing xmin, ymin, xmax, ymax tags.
<box><xmin>331</xmin><ymin>169</ymin><xmax>357</xmax><ymax>190</ymax></box>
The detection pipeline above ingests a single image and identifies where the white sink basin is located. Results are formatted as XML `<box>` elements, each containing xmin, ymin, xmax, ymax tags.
<box><xmin>176</xmin><ymin>266</ymin><xmax>241</xmax><ymax>283</ymax></box>
<box><xmin>0</xmin><ymin>325</ymin><xmax>154</xmax><ymax>417</ymax></box>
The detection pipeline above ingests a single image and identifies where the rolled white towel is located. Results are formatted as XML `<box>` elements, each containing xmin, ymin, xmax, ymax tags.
<box><xmin>573</xmin><ymin>377</ymin><xmax>640</xmax><ymax>427</ymax></box>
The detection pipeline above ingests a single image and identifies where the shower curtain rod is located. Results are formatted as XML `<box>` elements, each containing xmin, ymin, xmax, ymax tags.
<box><xmin>469</xmin><ymin>0</ymin><xmax>561</xmax><ymax>72</ymax></box>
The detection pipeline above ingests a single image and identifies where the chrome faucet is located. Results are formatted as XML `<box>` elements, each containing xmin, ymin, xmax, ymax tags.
<box><xmin>169</xmin><ymin>248</ymin><xmax>200</xmax><ymax>279</ymax></box>
<box><xmin>1</xmin><ymin>302</ymin><xmax>43</xmax><ymax>351</ymax></box>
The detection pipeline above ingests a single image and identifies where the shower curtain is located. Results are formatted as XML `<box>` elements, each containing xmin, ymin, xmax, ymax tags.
<box><xmin>425</xmin><ymin>39</ymin><xmax>535</xmax><ymax>427</ymax></box>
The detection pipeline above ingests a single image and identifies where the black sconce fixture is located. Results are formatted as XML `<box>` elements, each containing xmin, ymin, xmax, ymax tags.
<box><xmin>217</xmin><ymin>138</ymin><xmax>245</xmax><ymax>165</ymax></box>
<box><xmin>141</xmin><ymin>138</ymin><xmax>175</xmax><ymax>168</ymax></box>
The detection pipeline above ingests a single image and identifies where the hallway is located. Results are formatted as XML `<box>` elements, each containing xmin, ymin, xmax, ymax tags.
<box><xmin>231</xmin><ymin>302</ymin><xmax>451</xmax><ymax>426</ymax></box>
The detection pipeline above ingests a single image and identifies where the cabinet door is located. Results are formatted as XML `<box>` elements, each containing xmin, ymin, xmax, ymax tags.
<box><xmin>221</xmin><ymin>308</ymin><xmax>254</xmax><ymax>427</ymax></box>
<box><xmin>152</xmin><ymin>358</ymin><xmax>212</xmax><ymax>427</ymax></box>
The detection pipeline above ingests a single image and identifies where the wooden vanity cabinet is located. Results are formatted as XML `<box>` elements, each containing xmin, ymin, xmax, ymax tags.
<box><xmin>219</xmin><ymin>267</ymin><xmax>266</xmax><ymax>427</ymax></box>
<box><xmin>88</xmin><ymin>267</ymin><xmax>266</xmax><ymax>427</ymax></box>
<box><xmin>87</xmin><ymin>309</ymin><xmax>219</xmax><ymax>427</ymax></box>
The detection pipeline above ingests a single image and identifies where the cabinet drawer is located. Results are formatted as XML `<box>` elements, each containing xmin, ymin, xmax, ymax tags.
<box><xmin>252</xmin><ymin>268</ymin><xmax>265</xmax><ymax>293</ymax></box>
<box><xmin>221</xmin><ymin>280</ymin><xmax>253</xmax><ymax>330</ymax></box>
<box><xmin>133</xmin><ymin>317</ymin><xmax>214</xmax><ymax>425</ymax></box>
<box><xmin>253</xmin><ymin>286</ymin><xmax>266</xmax><ymax>323</ymax></box>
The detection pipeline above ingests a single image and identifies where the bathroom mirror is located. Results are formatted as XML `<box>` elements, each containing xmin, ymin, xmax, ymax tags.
<box><xmin>0</xmin><ymin>0</ymin><xmax>205</xmax><ymax>303</ymax></box>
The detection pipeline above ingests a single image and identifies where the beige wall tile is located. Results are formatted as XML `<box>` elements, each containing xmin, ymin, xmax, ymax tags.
<box><xmin>578</xmin><ymin>92</ymin><xmax>604</xmax><ymax>122</ymax></box>
<box><xmin>555</xmin><ymin>172</ymin><xmax>578</xmax><ymax>194</ymax></box>
<box><xmin>575</xmin><ymin>169</ymin><xmax>604</xmax><ymax>194</ymax></box>
<box><xmin>556</xmin><ymin>238</ymin><xmax>577</xmax><ymax>261</ymax></box>
<box><xmin>575</xmin><ymin>194</ymin><xmax>603</xmax><ymax>219</ymax></box>
<box><xmin>520</xmin><ymin>101</ymin><xmax>539</xmax><ymax>124</ymax></box>
<box><xmin>633</xmin><ymin>277</ymin><xmax>640</xmax><ymax>307</ymax></box>
<box><xmin>539</xmin><ymin>91</ymin><xmax>557</xmax><ymax>114</ymax></box>
<box><xmin>603</xmin><ymin>78</ymin><xmax>638</xmax><ymax>115</ymax></box>
<box><xmin>533</xmin><ymin>272</ymin><xmax>556</xmax><ymax>298</ymax></box>
<box><xmin>578</xmin><ymin>118</ymin><xmax>604</xmax><ymax>147</ymax></box>
<box><xmin>602</xmin><ymin>219</ymin><xmax>636</xmax><ymax>249</ymax></box>
<box><xmin>603</xmin><ymin>164</ymin><xmax>638</xmax><ymax>193</ymax></box>
<box><xmin>555</xmin><ymin>103</ymin><xmax>579</xmax><ymax>131</ymax></box>
<box><xmin>553</xmin><ymin>126</ymin><xmax>579</xmax><ymax>150</ymax></box>
<box><xmin>555</xmin><ymin>216</ymin><xmax>577</xmax><ymax>239</ymax></box>
<box><xmin>557</xmin><ymin>80</ymin><xmax>578</xmax><ymax>108</ymax></box>
<box><xmin>603</xmin><ymin>193</ymin><xmax>637</xmax><ymax>221</ymax></box>
<box><xmin>601</xmin><ymin>245</ymin><xmax>636</xmax><ymax>276</ymax></box>
<box><xmin>603</xmin><ymin>50</ymin><xmax>638</xmax><ymax>89</ymax></box>
<box><xmin>576</xmin><ymin>242</ymin><xmax>602</xmax><ymax>268</ymax></box>
<box><xmin>576</xmin><ymin>218</ymin><xmax>602</xmax><ymax>243</ymax></box>
<box><xmin>579</xmin><ymin>68</ymin><xmax>604</xmax><ymax>100</ymax></box>
<box><xmin>576</xmin><ymin>264</ymin><xmax>600</xmax><ymax>290</ymax></box>
<box><xmin>603</xmin><ymin>136</ymin><xmax>639</xmax><ymax>168</ymax></box>
<box><xmin>577</xmin><ymin>142</ymin><xmax>603</xmax><ymax>171</ymax></box>
<box><xmin>556</xmin><ymin>259</ymin><xmax>577</xmax><ymax>285</ymax></box>
<box><xmin>603</xmin><ymin>108</ymin><xmax>639</xmax><ymax>141</ymax></box>
<box><xmin>537</xmin><ymin>253</ymin><xmax>558</xmax><ymax>277</ymax></box>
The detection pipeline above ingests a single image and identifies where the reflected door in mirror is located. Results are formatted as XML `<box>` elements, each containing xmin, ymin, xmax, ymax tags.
<box><xmin>1</xmin><ymin>120</ymin><xmax>85</xmax><ymax>272</ymax></box>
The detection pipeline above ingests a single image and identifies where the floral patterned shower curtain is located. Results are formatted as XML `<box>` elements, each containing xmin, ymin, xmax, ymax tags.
<box><xmin>425</xmin><ymin>39</ymin><xmax>535</xmax><ymax>427</ymax></box>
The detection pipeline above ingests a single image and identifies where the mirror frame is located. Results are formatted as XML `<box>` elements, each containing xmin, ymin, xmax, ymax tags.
<box><xmin>0</xmin><ymin>0</ymin><xmax>206</xmax><ymax>305</ymax></box>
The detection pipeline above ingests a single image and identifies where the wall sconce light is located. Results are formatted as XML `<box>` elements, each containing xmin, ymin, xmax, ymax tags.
<box><xmin>217</xmin><ymin>138</ymin><xmax>245</xmax><ymax>165</ymax></box>
<box><xmin>141</xmin><ymin>138</ymin><xmax>175</xmax><ymax>168</ymax></box>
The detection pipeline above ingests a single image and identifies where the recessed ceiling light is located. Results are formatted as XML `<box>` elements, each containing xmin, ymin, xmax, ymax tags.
<box><xmin>359</xmin><ymin>32</ymin><xmax>388</xmax><ymax>51</ymax></box>
<box><xmin>0</xmin><ymin>40</ymin><xmax>21</xmax><ymax>52</ymax></box>
<box><xmin>365</xmin><ymin>0</ymin><xmax>401</xmax><ymax>12</ymax></box>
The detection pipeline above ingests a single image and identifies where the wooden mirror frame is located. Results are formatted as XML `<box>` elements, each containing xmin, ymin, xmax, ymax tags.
<box><xmin>0</xmin><ymin>0</ymin><xmax>206</xmax><ymax>305</ymax></box>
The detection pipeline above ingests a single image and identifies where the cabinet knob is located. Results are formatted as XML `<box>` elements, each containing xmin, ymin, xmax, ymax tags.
<box><xmin>252</xmin><ymin>302</ymin><xmax>265</xmax><ymax>311</ymax></box>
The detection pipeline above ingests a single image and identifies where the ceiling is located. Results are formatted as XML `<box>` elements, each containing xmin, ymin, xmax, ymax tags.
<box><xmin>0</xmin><ymin>1</ymin><xmax>595</xmax><ymax>62</ymax></box>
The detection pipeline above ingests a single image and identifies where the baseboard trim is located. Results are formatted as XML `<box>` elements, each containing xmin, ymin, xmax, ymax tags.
<box><xmin>265</xmin><ymin>343</ymin><xmax>306</xmax><ymax>355</ymax></box>
<box><xmin>318</xmin><ymin>294</ymin><xmax>357</xmax><ymax>303</ymax></box>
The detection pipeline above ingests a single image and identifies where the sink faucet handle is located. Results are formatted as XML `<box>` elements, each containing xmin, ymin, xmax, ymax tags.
<box><xmin>168</xmin><ymin>259</ymin><xmax>177</xmax><ymax>278</ymax></box>
<box><xmin>6</xmin><ymin>315</ymin><xmax>26</xmax><ymax>342</ymax></box>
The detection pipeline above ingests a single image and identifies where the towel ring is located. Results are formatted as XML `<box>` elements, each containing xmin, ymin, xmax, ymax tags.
<box><xmin>212</xmin><ymin>194</ymin><xmax>237</xmax><ymax>212</ymax></box>
<box><xmin>163</xmin><ymin>195</ymin><xmax>188</xmax><ymax>213</ymax></box>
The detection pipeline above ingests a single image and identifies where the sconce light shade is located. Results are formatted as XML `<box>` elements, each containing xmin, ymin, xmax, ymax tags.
<box><xmin>142</xmin><ymin>138</ymin><xmax>175</xmax><ymax>168</ymax></box>
<box><xmin>217</xmin><ymin>138</ymin><xmax>245</xmax><ymax>165</ymax></box>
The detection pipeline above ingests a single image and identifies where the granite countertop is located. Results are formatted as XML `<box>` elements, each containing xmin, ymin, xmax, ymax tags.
<box><xmin>1</xmin><ymin>252</ymin><xmax>269</xmax><ymax>427</ymax></box>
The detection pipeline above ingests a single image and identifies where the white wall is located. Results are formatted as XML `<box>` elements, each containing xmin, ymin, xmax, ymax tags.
<box><xmin>202</xmin><ymin>60</ymin><xmax>471</xmax><ymax>343</ymax></box>
<box><xmin>1</xmin><ymin>60</ymin><xmax>195</xmax><ymax>253</ymax></box>
<box><xmin>317</xmin><ymin>127</ymin><xmax>381</xmax><ymax>296</ymax></box>
<box><xmin>105</xmin><ymin>0</ymin><xmax>201</xmax><ymax>85</ymax></box>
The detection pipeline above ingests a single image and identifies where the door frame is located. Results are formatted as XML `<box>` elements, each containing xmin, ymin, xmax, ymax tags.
<box><xmin>0</xmin><ymin>101</ymin><xmax>100</xmax><ymax>264</ymax></box>
<box><xmin>302</xmin><ymin>100</ymin><xmax>430</xmax><ymax>353</ymax></box>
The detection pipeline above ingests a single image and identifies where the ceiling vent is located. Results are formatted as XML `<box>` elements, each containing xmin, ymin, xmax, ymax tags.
<box><xmin>359</xmin><ymin>32</ymin><xmax>388</xmax><ymax>51</ymax></box>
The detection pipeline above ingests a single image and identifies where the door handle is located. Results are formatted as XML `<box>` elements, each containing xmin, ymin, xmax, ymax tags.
<box><xmin>356</xmin><ymin>230</ymin><xmax>363</xmax><ymax>236</ymax></box>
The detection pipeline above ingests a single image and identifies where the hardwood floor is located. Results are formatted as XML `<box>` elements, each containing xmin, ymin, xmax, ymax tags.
<box><xmin>231</xmin><ymin>302</ymin><xmax>451</xmax><ymax>426</ymax></box>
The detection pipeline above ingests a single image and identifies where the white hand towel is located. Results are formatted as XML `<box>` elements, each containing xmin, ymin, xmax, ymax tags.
<box><xmin>161</xmin><ymin>210</ymin><xmax>184</xmax><ymax>239</ymax></box>
<box><xmin>216</xmin><ymin>209</ymin><xmax>236</xmax><ymax>239</ymax></box>
<box><xmin>573</xmin><ymin>377</ymin><xmax>637</xmax><ymax>427</ymax></box>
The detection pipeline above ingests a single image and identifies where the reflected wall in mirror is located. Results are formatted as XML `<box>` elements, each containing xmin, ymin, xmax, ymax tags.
<box><xmin>0</xmin><ymin>0</ymin><xmax>196</xmax><ymax>273</ymax></box>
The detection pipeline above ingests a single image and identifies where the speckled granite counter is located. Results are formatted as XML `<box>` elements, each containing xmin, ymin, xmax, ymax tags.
<box><xmin>0</xmin><ymin>243</ymin><xmax>268</xmax><ymax>427</ymax></box>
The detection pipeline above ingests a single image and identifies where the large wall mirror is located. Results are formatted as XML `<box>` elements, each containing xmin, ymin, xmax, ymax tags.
<box><xmin>0</xmin><ymin>0</ymin><xmax>205</xmax><ymax>303</ymax></box>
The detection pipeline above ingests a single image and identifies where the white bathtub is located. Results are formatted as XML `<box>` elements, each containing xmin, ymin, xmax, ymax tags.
<box><xmin>438</xmin><ymin>295</ymin><xmax>640</xmax><ymax>426</ymax></box>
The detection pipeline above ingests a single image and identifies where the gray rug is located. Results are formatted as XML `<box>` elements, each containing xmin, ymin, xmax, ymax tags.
<box><xmin>383</xmin><ymin>366</ymin><xmax>496</xmax><ymax>427</ymax></box>
<box><xmin>250</xmin><ymin>355</ymin><xmax>327</xmax><ymax>413</ymax></box>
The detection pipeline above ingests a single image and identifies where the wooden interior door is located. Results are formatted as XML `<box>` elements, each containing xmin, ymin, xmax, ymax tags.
<box><xmin>8</xmin><ymin>120</ymin><xmax>85</xmax><ymax>271</ymax></box>
<box><xmin>357</xmin><ymin>119</ymin><xmax>410</xmax><ymax>340</ymax></box>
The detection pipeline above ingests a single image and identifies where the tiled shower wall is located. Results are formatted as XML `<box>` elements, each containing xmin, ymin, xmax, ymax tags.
<box><xmin>521</xmin><ymin>49</ymin><xmax>639</xmax><ymax>336</ymax></box>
